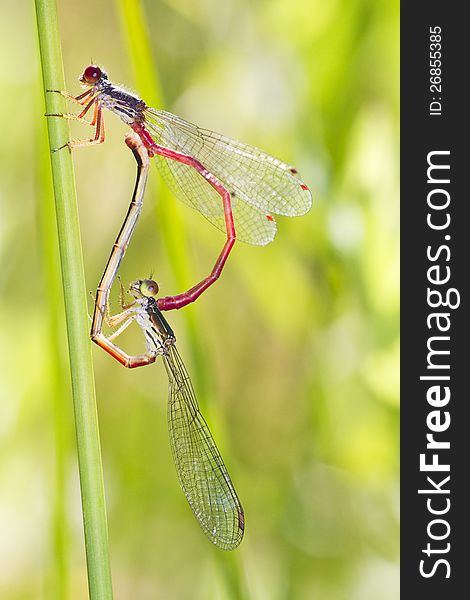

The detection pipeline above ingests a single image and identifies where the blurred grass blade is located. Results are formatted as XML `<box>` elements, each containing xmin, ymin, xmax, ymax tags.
<box><xmin>116</xmin><ymin>0</ymin><xmax>211</xmax><ymax>397</ymax></box>
<box><xmin>115</xmin><ymin>4</ymin><xmax>248</xmax><ymax>597</ymax></box>
<box><xmin>116</xmin><ymin>0</ymin><xmax>191</xmax><ymax>294</ymax></box>
<box><xmin>35</xmin><ymin>1</ymin><xmax>113</xmax><ymax>598</ymax></box>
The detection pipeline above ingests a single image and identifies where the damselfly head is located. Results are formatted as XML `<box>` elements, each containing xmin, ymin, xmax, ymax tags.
<box><xmin>79</xmin><ymin>65</ymin><xmax>107</xmax><ymax>87</ymax></box>
<box><xmin>129</xmin><ymin>279</ymin><xmax>159</xmax><ymax>299</ymax></box>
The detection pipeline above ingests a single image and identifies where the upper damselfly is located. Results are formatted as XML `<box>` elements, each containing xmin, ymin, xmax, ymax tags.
<box><xmin>48</xmin><ymin>65</ymin><xmax>312</xmax><ymax>310</ymax></box>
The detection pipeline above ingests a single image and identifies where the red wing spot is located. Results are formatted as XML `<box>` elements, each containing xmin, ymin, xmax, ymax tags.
<box><xmin>266</xmin><ymin>214</ymin><xmax>274</xmax><ymax>221</ymax></box>
<box><xmin>300</xmin><ymin>183</ymin><xmax>309</xmax><ymax>190</ymax></box>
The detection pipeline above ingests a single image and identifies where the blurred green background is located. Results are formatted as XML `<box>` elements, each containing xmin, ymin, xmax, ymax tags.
<box><xmin>0</xmin><ymin>0</ymin><xmax>399</xmax><ymax>598</ymax></box>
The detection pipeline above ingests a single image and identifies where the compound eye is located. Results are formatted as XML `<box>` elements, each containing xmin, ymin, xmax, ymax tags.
<box><xmin>140</xmin><ymin>279</ymin><xmax>159</xmax><ymax>298</ymax></box>
<box><xmin>83</xmin><ymin>65</ymin><xmax>102</xmax><ymax>84</ymax></box>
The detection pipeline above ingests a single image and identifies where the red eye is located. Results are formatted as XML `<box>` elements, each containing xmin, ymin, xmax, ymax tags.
<box><xmin>83</xmin><ymin>65</ymin><xmax>102</xmax><ymax>84</ymax></box>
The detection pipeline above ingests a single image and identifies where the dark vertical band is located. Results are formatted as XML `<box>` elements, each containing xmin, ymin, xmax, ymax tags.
<box><xmin>401</xmin><ymin>4</ymin><xmax>468</xmax><ymax>597</ymax></box>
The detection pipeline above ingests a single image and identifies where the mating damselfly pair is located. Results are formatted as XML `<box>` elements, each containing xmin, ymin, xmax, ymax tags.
<box><xmin>49</xmin><ymin>65</ymin><xmax>312</xmax><ymax>549</ymax></box>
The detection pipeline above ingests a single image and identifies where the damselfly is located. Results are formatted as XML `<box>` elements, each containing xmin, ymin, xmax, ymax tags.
<box><xmin>48</xmin><ymin>65</ymin><xmax>312</xmax><ymax>310</ymax></box>
<box><xmin>95</xmin><ymin>277</ymin><xmax>244</xmax><ymax>550</ymax></box>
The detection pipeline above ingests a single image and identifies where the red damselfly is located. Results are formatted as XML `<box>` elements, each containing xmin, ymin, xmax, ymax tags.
<box><xmin>49</xmin><ymin>65</ymin><xmax>312</xmax><ymax>310</ymax></box>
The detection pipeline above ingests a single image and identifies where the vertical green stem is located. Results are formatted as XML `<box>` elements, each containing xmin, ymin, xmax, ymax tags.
<box><xmin>36</xmin><ymin>87</ymin><xmax>70</xmax><ymax>599</ymax></box>
<box><xmin>35</xmin><ymin>1</ymin><xmax>113</xmax><ymax>598</ymax></box>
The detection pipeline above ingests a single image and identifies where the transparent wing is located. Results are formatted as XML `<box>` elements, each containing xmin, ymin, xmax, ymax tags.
<box><xmin>155</xmin><ymin>154</ymin><xmax>277</xmax><ymax>245</ymax></box>
<box><xmin>163</xmin><ymin>344</ymin><xmax>244</xmax><ymax>550</ymax></box>
<box><xmin>144</xmin><ymin>108</ymin><xmax>311</xmax><ymax>245</ymax></box>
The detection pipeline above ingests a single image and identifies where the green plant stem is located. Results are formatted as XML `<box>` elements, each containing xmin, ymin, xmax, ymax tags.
<box><xmin>36</xmin><ymin>86</ymin><xmax>69</xmax><ymax>599</ymax></box>
<box><xmin>35</xmin><ymin>1</ymin><xmax>113</xmax><ymax>598</ymax></box>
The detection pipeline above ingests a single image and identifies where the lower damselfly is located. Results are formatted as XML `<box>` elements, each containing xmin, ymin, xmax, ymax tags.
<box><xmin>94</xmin><ymin>278</ymin><xmax>244</xmax><ymax>550</ymax></box>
